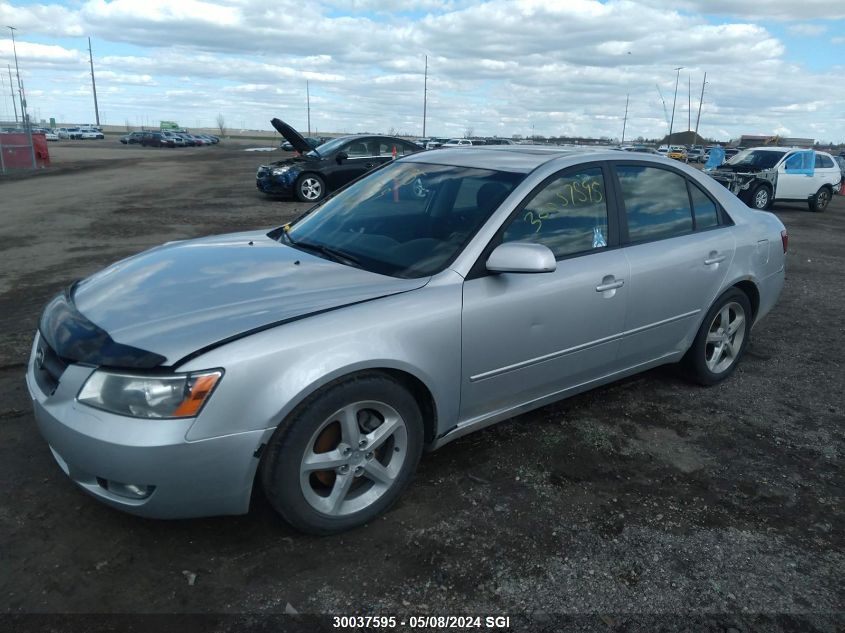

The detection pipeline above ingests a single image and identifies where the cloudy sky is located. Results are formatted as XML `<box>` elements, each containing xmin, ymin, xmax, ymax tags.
<box><xmin>1</xmin><ymin>0</ymin><xmax>844</xmax><ymax>142</ymax></box>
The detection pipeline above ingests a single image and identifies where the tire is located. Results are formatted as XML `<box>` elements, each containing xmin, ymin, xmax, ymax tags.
<box><xmin>260</xmin><ymin>372</ymin><xmax>424</xmax><ymax>534</ymax></box>
<box><xmin>295</xmin><ymin>174</ymin><xmax>326</xmax><ymax>203</ymax></box>
<box><xmin>808</xmin><ymin>186</ymin><xmax>831</xmax><ymax>212</ymax></box>
<box><xmin>682</xmin><ymin>288</ymin><xmax>752</xmax><ymax>386</ymax></box>
<box><xmin>747</xmin><ymin>184</ymin><xmax>772</xmax><ymax>210</ymax></box>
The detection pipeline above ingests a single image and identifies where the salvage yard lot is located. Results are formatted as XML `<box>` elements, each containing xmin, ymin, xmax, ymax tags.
<box><xmin>0</xmin><ymin>143</ymin><xmax>842</xmax><ymax>630</ymax></box>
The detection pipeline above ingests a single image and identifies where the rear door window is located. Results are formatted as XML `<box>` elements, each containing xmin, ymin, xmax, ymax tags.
<box><xmin>616</xmin><ymin>165</ymin><xmax>693</xmax><ymax>242</ymax></box>
<box><xmin>688</xmin><ymin>181</ymin><xmax>719</xmax><ymax>229</ymax></box>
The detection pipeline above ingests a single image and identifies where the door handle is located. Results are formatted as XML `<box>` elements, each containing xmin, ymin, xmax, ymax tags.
<box><xmin>365</xmin><ymin>163</ymin><xmax>375</xmax><ymax>169</ymax></box>
<box><xmin>596</xmin><ymin>278</ymin><xmax>624</xmax><ymax>292</ymax></box>
<box><xmin>704</xmin><ymin>252</ymin><xmax>726</xmax><ymax>265</ymax></box>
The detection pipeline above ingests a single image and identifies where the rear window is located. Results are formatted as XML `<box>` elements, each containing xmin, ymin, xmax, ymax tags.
<box><xmin>816</xmin><ymin>154</ymin><xmax>834</xmax><ymax>169</ymax></box>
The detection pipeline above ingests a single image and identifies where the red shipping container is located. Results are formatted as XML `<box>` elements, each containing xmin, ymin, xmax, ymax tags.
<box><xmin>0</xmin><ymin>132</ymin><xmax>50</xmax><ymax>169</ymax></box>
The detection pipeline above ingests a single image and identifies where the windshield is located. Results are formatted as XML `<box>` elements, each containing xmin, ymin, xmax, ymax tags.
<box><xmin>306</xmin><ymin>136</ymin><xmax>349</xmax><ymax>158</ymax></box>
<box><xmin>727</xmin><ymin>149</ymin><xmax>787</xmax><ymax>169</ymax></box>
<box><xmin>284</xmin><ymin>161</ymin><xmax>525</xmax><ymax>278</ymax></box>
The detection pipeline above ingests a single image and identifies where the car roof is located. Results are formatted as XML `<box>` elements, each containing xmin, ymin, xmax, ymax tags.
<box><xmin>402</xmin><ymin>145</ymin><xmax>628</xmax><ymax>173</ymax></box>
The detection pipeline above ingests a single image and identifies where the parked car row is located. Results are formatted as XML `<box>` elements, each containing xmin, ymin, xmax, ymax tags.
<box><xmin>56</xmin><ymin>127</ymin><xmax>104</xmax><ymax>140</ymax></box>
<box><xmin>120</xmin><ymin>131</ymin><xmax>220</xmax><ymax>147</ymax></box>
<box><xmin>416</xmin><ymin>137</ymin><xmax>516</xmax><ymax>149</ymax></box>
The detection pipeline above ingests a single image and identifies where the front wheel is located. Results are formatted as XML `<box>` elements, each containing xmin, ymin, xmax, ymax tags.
<box><xmin>809</xmin><ymin>187</ymin><xmax>831</xmax><ymax>212</ymax></box>
<box><xmin>260</xmin><ymin>373</ymin><xmax>424</xmax><ymax>534</ymax></box>
<box><xmin>683</xmin><ymin>288</ymin><xmax>752</xmax><ymax>386</ymax></box>
<box><xmin>748</xmin><ymin>184</ymin><xmax>772</xmax><ymax>210</ymax></box>
<box><xmin>295</xmin><ymin>174</ymin><xmax>326</xmax><ymax>202</ymax></box>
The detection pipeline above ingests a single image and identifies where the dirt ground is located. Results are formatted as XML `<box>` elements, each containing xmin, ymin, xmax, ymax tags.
<box><xmin>0</xmin><ymin>141</ymin><xmax>842</xmax><ymax>632</ymax></box>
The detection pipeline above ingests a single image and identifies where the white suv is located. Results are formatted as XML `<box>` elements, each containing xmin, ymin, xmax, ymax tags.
<box><xmin>708</xmin><ymin>147</ymin><xmax>842</xmax><ymax>212</ymax></box>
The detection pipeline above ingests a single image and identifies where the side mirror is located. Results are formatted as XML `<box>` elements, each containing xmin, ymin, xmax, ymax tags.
<box><xmin>486</xmin><ymin>242</ymin><xmax>556</xmax><ymax>274</ymax></box>
<box><xmin>336</xmin><ymin>151</ymin><xmax>348</xmax><ymax>163</ymax></box>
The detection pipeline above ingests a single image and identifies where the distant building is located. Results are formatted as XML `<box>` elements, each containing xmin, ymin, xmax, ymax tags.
<box><xmin>736</xmin><ymin>135</ymin><xmax>814</xmax><ymax>148</ymax></box>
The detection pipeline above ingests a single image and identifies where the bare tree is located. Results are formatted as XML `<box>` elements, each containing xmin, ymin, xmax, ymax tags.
<box><xmin>216</xmin><ymin>113</ymin><xmax>227</xmax><ymax>136</ymax></box>
<box><xmin>464</xmin><ymin>127</ymin><xmax>474</xmax><ymax>139</ymax></box>
<box><xmin>124</xmin><ymin>118</ymin><xmax>131</xmax><ymax>132</ymax></box>
<box><xmin>387</xmin><ymin>126</ymin><xmax>397</xmax><ymax>136</ymax></box>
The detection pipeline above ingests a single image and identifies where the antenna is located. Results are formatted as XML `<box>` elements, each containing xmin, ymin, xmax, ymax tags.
<box><xmin>621</xmin><ymin>94</ymin><xmax>629</xmax><ymax>145</ymax></box>
<box><xmin>655</xmin><ymin>84</ymin><xmax>670</xmax><ymax>130</ymax></box>
<box><xmin>306</xmin><ymin>80</ymin><xmax>311</xmax><ymax>136</ymax></box>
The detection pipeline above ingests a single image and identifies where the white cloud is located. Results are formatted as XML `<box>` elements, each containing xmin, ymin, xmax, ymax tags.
<box><xmin>0</xmin><ymin>0</ymin><xmax>843</xmax><ymax>142</ymax></box>
<box><xmin>644</xmin><ymin>0</ymin><xmax>845</xmax><ymax>20</ymax></box>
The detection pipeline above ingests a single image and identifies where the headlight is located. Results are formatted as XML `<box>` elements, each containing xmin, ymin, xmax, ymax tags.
<box><xmin>271</xmin><ymin>166</ymin><xmax>291</xmax><ymax>176</ymax></box>
<box><xmin>78</xmin><ymin>369</ymin><xmax>223</xmax><ymax>419</ymax></box>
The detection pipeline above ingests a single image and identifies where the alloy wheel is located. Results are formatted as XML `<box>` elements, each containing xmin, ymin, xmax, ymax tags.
<box><xmin>299</xmin><ymin>401</ymin><xmax>408</xmax><ymax>517</ymax></box>
<box><xmin>754</xmin><ymin>188</ymin><xmax>769</xmax><ymax>209</ymax></box>
<box><xmin>300</xmin><ymin>177</ymin><xmax>322</xmax><ymax>201</ymax></box>
<box><xmin>705</xmin><ymin>301</ymin><xmax>746</xmax><ymax>374</ymax></box>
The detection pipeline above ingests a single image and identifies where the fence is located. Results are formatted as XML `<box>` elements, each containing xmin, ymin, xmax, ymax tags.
<box><xmin>0</xmin><ymin>132</ymin><xmax>49</xmax><ymax>174</ymax></box>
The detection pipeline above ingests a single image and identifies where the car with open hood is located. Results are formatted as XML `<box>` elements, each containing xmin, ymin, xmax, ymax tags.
<box><xmin>707</xmin><ymin>147</ymin><xmax>842</xmax><ymax>211</ymax></box>
<box><xmin>28</xmin><ymin>146</ymin><xmax>786</xmax><ymax>534</ymax></box>
<box><xmin>257</xmin><ymin>119</ymin><xmax>422</xmax><ymax>202</ymax></box>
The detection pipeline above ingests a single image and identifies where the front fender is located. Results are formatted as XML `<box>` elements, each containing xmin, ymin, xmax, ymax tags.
<box><xmin>179</xmin><ymin>271</ymin><xmax>464</xmax><ymax>444</ymax></box>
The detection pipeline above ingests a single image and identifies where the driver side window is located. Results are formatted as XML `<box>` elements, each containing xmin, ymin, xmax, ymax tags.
<box><xmin>501</xmin><ymin>167</ymin><xmax>609</xmax><ymax>258</ymax></box>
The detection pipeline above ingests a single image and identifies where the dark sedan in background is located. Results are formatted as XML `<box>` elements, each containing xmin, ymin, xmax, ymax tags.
<box><xmin>257</xmin><ymin>118</ymin><xmax>421</xmax><ymax>202</ymax></box>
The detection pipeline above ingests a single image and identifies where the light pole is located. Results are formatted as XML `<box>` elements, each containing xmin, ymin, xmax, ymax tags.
<box><xmin>7</xmin><ymin>25</ymin><xmax>36</xmax><ymax>168</ymax></box>
<box><xmin>693</xmin><ymin>72</ymin><xmax>708</xmax><ymax>149</ymax></box>
<box><xmin>88</xmin><ymin>37</ymin><xmax>100</xmax><ymax>126</ymax></box>
<box><xmin>422</xmin><ymin>54</ymin><xmax>428</xmax><ymax>138</ymax></box>
<box><xmin>667</xmin><ymin>66</ymin><xmax>683</xmax><ymax>149</ymax></box>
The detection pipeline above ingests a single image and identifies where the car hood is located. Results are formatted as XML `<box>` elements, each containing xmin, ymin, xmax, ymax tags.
<box><xmin>65</xmin><ymin>230</ymin><xmax>429</xmax><ymax>366</ymax></box>
<box><xmin>270</xmin><ymin>117</ymin><xmax>313</xmax><ymax>155</ymax></box>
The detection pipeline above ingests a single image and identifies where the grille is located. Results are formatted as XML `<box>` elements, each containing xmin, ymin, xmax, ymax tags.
<box><xmin>34</xmin><ymin>336</ymin><xmax>68</xmax><ymax>396</ymax></box>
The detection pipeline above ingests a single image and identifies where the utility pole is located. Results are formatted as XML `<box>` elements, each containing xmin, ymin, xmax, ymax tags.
<box><xmin>7</xmin><ymin>25</ymin><xmax>36</xmax><ymax>168</ymax></box>
<box><xmin>88</xmin><ymin>37</ymin><xmax>100</xmax><ymax>126</ymax></box>
<box><xmin>693</xmin><ymin>72</ymin><xmax>708</xmax><ymax>149</ymax></box>
<box><xmin>7</xmin><ymin>64</ymin><xmax>17</xmax><ymax>122</ymax></box>
<box><xmin>306</xmin><ymin>80</ymin><xmax>311</xmax><ymax>136</ymax></box>
<box><xmin>422</xmin><ymin>54</ymin><xmax>428</xmax><ymax>137</ymax></box>
<box><xmin>621</xmin><ymin>93</ymin><xmax>629</xmax><ymax>145</ymax></box>
<box><xmin>667</xmin><ymin>67</ymin><xmax>683</xmax><ymax>148</ymax></box>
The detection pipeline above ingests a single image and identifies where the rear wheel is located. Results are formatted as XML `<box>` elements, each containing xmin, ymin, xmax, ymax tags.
<box><xmin>295</xmin><ymin>174</ymin><xmax>326</xmax><ymax>202</ymax></box>
<box><xmin>261</xmin><ymin>373</ymin><xmax>424</xmax><ymax>534</ymax></box>
<box><xmin>809</xmin><ymin>186</ymin><xmax>831</xmax><ymax>212</ymax></box>
<box><xmin>683</xmin><ymin>288</ymin><xmax>752</xmax><ymax>386</ymax></box>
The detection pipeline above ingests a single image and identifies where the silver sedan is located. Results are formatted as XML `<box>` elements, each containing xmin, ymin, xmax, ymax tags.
<box><xmin>27</xmin><ymin>147</ymin><xmax>786</xmax><ymax>533</ymax></box>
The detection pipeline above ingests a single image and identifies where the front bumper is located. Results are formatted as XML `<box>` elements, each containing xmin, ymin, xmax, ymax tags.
<box><xmin>25</xmin><ymin>335</ymin><xmax>263</xmax><ymax>519</ymax></box>
<box><xmin>256</xmin><ymin>166</ymin><xmax>296</xmax><ymax>195</ymax></box>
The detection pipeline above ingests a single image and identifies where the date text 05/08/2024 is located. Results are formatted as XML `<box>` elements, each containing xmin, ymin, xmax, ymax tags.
<box><xmin>332</xmin><ymin>615</ymin><xmax>512</xmax><ymax>629</ymax></box>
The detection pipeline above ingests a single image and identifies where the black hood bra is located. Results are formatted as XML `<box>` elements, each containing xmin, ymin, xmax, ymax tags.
<box><xmin>39</xmin><ymin>286</ymin><xmax>166</xmax><ymax>369</ymax></box>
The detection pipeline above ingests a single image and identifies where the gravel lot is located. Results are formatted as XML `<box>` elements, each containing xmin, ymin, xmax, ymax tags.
<box><xmin>0</xmin><ymin>141</ymin><xmax>842</xmax><ymax>632</ymax></box>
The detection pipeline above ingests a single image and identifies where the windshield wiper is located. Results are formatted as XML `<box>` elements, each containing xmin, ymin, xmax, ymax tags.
<box><xmin>291</xmin><ymin>240</ymin><xmax>364</xmax><ymax>268</ymax></box>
